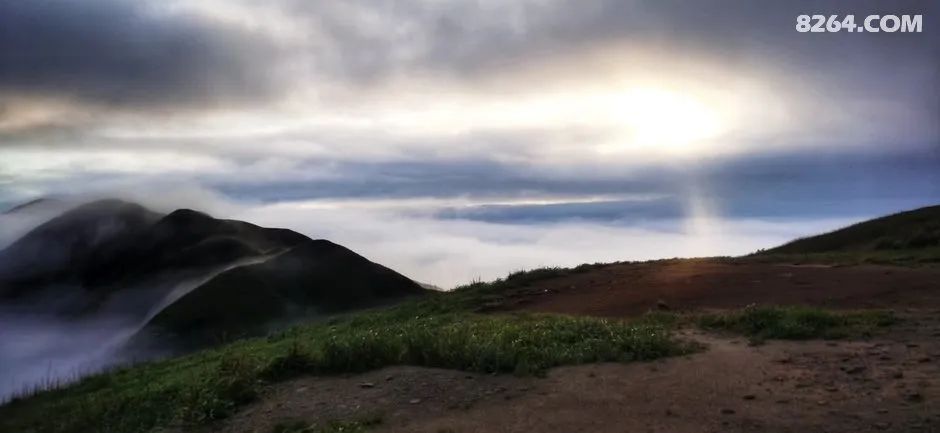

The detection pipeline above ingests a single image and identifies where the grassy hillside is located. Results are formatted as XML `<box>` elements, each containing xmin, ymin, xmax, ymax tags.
<box><xmin>751</xmin><ymin>205</ymin><xmax>940</xmax><ymax>265</ymax></box>
<box><xmin>764</xmin><ymin>205</ymin><xmax>940</xmax><ymax>254</ymax></box>
<box><xmin>0</xmin><ymin>268</ymin><xmax>689</xmax><ymax>433</ymax></box>
<box><xmin>0</xmin><ymin>264</ymin><xmax>898</xmax><ymax>433</ymax></box>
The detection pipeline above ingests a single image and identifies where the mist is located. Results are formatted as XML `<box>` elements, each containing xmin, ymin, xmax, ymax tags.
<box><xmin>230</xmin><ymin>198</ymin><xmax>861</xmax><ymax>288</ymax></box>
<box><xmin>0</xmin><ymin>184</ymin><xmax>917</xmax><ymax>401</ymax></box>
<box><xmin>0</xmin><ymin>251</ymin><xmax>274</xmax><ymax>402</ymax></box>
<box><xmin>0</xmin><ymin>309</ymin><xmax>145</xmax><ymax>401</ymax></box>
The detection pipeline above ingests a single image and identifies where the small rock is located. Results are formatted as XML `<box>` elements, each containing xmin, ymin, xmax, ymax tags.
<box><xmin>893</xmin><ymin>371</ymin><xmax>904</xmax><ymax>379</ymax></box>
<box><xmin>906</xmin><ymin>343</ymin><xmax>920</xmax><ymax>348</ymax></box>
<box><xmin>656</xmin><ymin>299</ymin><xmax>671</xmax><ymax>311</ymax></box>
<box><xmin>720</xmin><ymin>408</ymin><xmax>735</xmax><ymax>415</ymax></box>
<box><xmin>906</xmin><ymin>393</ymin><xmax>925</xmax><ymax>403</ymax></box>
<box><xmin>359</xmin><ymin>382</ymin><xmax>375</xmax><ymax>388</ymax></box>
<box><xmin>825</xmin><ymin>386</ymin><xmax>838</xmax><ymax>392</ymax></box>
<box><xmin>844</xmin><ymin>366</ymin><xmax>866</xmax><ymax>375</ymax></box>
<box><xmin>873</xmin><ymin>422</ymin><xmax>891</xmax><ymax>430</ymax></box>
<box><xmin>917</xmin><ymin>357</ymin><xmax>932</xmax><ymax>363</ymax></box>
<box><xmin>775</xmin><ymin>399</ymin><xmax>790</xmax><ymax>404</ymax></box>
<box><xmin>817</xmin><ymin>400</ymin><xmax>828</xmax><ymax>406</ymax></box>
<box><xmin>742</xmin><ymin>394</ymin><xmax>756</xmax><ymax>400</ymax></box>
<box><xmin>409</xmin><ymin>398</ymin><xmax>422</xmax><ymax>404</ymax></box>
<box><xmin>877</xmin><ymin>409</ymin><xmax>889</xmax><ymax>414</ymax></box>
<box><xmin>385</xmin><ymin>375</ymin><xmax>394</xmax><ymax>381</ymax></box>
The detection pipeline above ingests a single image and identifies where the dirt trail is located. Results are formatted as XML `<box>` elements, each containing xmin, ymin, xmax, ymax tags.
<box><xmin>214</xmin><ymin>312</ymin><xmax>940</xmax><ymax>433</ymax></box>
<box><xmin>204</xmin><ymin>262</ymin><xmax>940</xmax><ymax>433</ymax></box>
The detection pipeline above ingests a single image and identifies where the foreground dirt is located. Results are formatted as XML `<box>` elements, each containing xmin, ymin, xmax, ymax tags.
<box><xmin>203</xmin><ymin>262</ymin><xmax>940</xmax><ymax>433</ymax></box>
<box><xmin>210</xmin><ymin>311</ymin><xmax>939</xmax><ymax>433</ymax></box>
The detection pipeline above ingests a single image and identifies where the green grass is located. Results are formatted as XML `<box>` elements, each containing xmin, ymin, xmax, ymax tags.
<box><xmin>739</xmin><ymin>248</ymin><xmax>940</xmax><ymax>267</ymax></box>
<box><xmin>444</xmin><ymin>264</ymin><xmax>611</xmax><ymax>311</ymax></box>
<box><xmin>696</xmin><ymin>306</ymin><xmax>896</xmax><ymax>342</ymax></box>
<box><xmin>0</xmin><ymin>293</ymin><xmax>687</xmax><ymax>433</ymax></box>
<box><xmin>0</xmin><ymin>266</ymin><xmax>903</xmax><ymax>433</ymax></box>
<box><xmin>758</xmin><ymin>204</ymin><xmax>940</xmax><ymax>256</ymax></box>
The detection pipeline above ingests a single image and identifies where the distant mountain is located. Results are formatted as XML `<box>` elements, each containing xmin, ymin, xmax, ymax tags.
<box><xmin>0</xmin><ymin>199</ymin><xmax>426</xmax><ymax>348</ymax></box>
<box><xmin>143</xmin><ymin>239</ymin><xmax>426</xmax><ymax>348</ymax></box>
<box><xmin>763</xmin><ymin>205</ymin><xmax>940</xmax><ymax>254</ymax></box>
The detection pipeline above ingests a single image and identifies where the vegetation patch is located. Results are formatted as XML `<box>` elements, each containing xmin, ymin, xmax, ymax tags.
<box><xmin>0</xmin><ymin>299</ymin><xmax>686</xmax><ymax>433</ymax></box>
<box><xmin>760</xmin><ymin>205</ymin><xmax>940</xmax><ymax>255</ymax></box>
<box><xmin>0</xmin><ymin>265</ymin><xmax>902</xmax><ymax>433</ymax></box>
<box><xmin>696</xmin><ymin>306</ymin><xmax>896</xmax><ymax>342</ymax></box>
<box><xmin>740</xmin><ymin>248</ymin><xmax>940</xmax><ymax>267</ymax></box>
<box><xmin>444</xmin><ymin>264</ymin><xmax>611</xmax><ymax>311</ymax></box>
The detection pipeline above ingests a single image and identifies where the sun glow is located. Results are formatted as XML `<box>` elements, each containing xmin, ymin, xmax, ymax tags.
<box><xmin>599</xmin><ymin>87</ymin><xmax>724</xmax><ymax>155</ymax></box>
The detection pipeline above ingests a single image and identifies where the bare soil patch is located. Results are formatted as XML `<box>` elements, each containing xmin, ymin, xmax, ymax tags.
<box><xmin>496</xmin><ymin>261</ymin><xmax>940</xmax><ymax>316</ymax></box>
<box><xmin>209</xmin><ymin>311</ymin><xmax>940</xmax><ymax>433</ymax></box>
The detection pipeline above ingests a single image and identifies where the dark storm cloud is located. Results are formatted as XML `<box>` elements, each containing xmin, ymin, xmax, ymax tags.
<box><xmin>213</xmin><ymin>149</ymin><xmax>940</xmax><ymax>223</ymax></box>
<box><xmin>284</xmin><ymin>0</ymin><xmax>938</xmax><ymax>146</ymax></box>
<box><xmin>297</xmin><ymin>0</ymin><xmax>937</xmax><ymax>80</ymax></box>
<box><xmin>0</xmin><ymin>0</ymin><xmax>277</xmax><ymax>110</ymax></box>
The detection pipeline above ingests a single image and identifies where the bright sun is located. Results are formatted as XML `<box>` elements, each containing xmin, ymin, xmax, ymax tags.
<box><xmin>601</xmin><ymin>87</ymin><xmax>723</xmax><ymax>155</ymax></box>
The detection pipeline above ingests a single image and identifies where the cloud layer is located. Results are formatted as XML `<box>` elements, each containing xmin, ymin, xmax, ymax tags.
<box><xmin>0</xmin><ymin>0</ymin><xmax>937</xmax><ymax>284</ymax></box>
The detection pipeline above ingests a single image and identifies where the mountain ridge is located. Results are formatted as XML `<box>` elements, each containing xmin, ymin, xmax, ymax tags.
<box><xmin>0</xmin><ymin>198</ymin><xmax>426</xmax><ymax>350</ymax></box>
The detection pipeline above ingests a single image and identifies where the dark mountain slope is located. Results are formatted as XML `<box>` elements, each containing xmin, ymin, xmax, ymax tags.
<box><xmin>0</xmin><ymin>200</ymin><xmax>162</xmax><ymax>294</ymax></box>
<box><xmin>1</xmin><ymin>198</ymin><xmax>425</xmax><ymax>353</ymax></box>
<box><xmin>763</xmin><ymin>205</ymin><xmax>940</xmax><ymax>254</ymax></box>
<box><xmin>143</xmin><ymin>239</ymin><xmax>425</xmax><ymax>347</ymax></box>
<box><xmin>80</xmin><ymin>208</ymin><xmax>309</xmax><ymax>288</ymax></box>
<box><xmin>0</xmin><ymin>200</ymin><xmax>309</xmax><ymax>304</ymax></box>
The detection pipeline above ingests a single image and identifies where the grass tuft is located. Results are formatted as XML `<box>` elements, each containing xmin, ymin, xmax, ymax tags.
<box><xmin>696</xmin><ymin>306</ymin><xmax>896</xmax><ymax>342</ymax></box>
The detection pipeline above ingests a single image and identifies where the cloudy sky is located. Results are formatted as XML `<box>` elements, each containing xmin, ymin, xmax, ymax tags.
<box><xmin>1</xmin><ymin>0</ymin><xmax>938</xmax><ymax>286</ymax></box>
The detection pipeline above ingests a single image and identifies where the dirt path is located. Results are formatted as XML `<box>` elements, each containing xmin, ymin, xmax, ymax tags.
<box><xmin>212</xmin><ymin>311</ymin><xmax>940</xmax><ymax>433</ymax></box>
<box><xmin>201</xmin><ymin>262</ymin><xmax>940</xmax><ymax>433</ymax></box>
<box><xmin>495</xmin><ymin>261</ymin><xmax>940</xmax><ymax>316</ymax></box>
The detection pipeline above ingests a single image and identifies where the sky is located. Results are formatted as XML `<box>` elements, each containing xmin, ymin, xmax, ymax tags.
<box><xmin>0</xmin><ymin>0</ymin><xmax>938</xmax><ymax>287</ymax></box>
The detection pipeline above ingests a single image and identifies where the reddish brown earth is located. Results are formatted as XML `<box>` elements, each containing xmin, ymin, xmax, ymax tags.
<box><xmin>196</xmin><ymin>261</ymin><xmax>940</xmax><ymax>433</ymax></box>
<box><xmin>496</xmin><ymin>260</ymin><xmax>940</xmax><ymax>316</ymax></box>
